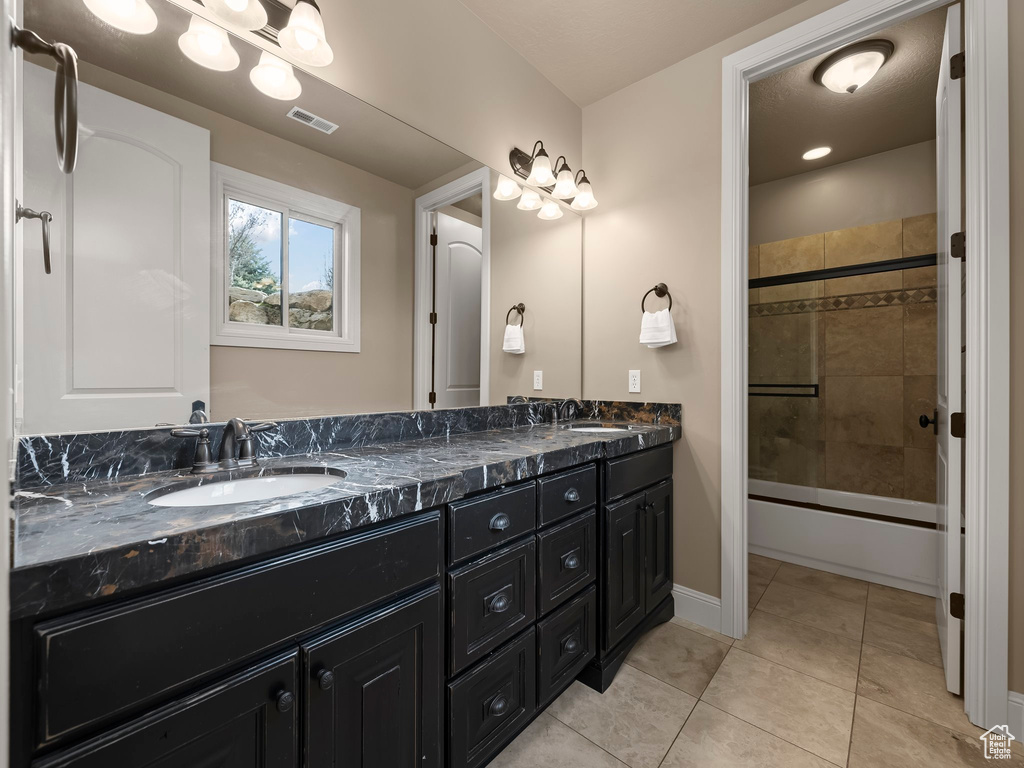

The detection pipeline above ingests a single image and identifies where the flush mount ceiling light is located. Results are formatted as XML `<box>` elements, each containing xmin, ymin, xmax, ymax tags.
<box><xmin>551</xmin><ymin>156</ymin><xmax>579</xmax><ymax>199</ymax></box>
<box><xmin>537</xmin><ymin>198</ymin><xmax>564</xmax><ymax>221</ymax></box>
<box><xmin>82</xmin><ymin>0</ymin><xmax>158</xmax><ymax>34</ymax></box>
<box><xmin>250</xmin><ymin>51</ymin><xmax>302</xmax><ymax>100</ymax></box>
<box><xmin>178</xmin><ymin>17</ymin><xmax>240</xmax><ymax>71</ymax></box>
<box><xmin>202</xmin><ymin>0</ymin><xmax>267</xmax><ymax>32</ymax></box>
<box><xmin>813</xmin><ymin>39</ymin><xmax>894</xmax><ymax>94</ymax></box>
<box><xmin>493</xmin><ymin>174</ymin><xmax>523</xmax><ymax>201</ymax></box>
<box><xmin>802</xmin><ymin>146</ymin><xmax>832</xmax><ymax>160</ymax></box>
<box><xmin>517</xmin><ymin>189</ymin><xmax>543</xmax><ymax>211</ymax></box>
<box><xmin>279</xmin><ymin>0</ymin><xmax>334</xmax><ymax>67</ymax></box>
<box><xmin>570</xmin><ymin>171</ymin><xmax>598</xmax><ymax>211</ymax></box>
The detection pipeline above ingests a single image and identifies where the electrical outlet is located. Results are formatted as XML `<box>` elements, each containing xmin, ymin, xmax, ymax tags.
<box><xmin>533</xmin><ymin>370</ymin><xmax>543</xmax><ymax>391</ymax></box>
<box><xmin>628</xmin><ymin>370</ymin><xmax>641</xmax><ymax>393</ymax></box>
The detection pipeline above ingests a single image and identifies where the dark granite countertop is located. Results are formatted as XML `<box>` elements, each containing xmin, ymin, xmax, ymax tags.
<box><xmin>11</xmin><ymin>420</ymin><xmax>678</xmax><ymax>620</ymax></box>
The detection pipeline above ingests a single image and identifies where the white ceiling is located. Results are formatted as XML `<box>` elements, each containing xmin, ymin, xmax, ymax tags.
<box><xmin>749</xmin><ymin>6</ymin><xmax>948</xmax><ymax>184</ymax></box>
<box><xmin>456</xmin><ymin>0</ymin><xmax>808</xmax><ymax>107</ymax></box>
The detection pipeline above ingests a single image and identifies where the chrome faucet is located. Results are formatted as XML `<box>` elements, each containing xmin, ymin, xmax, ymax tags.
<box><xmin>172</xmin><ymin>417</ymin><xmax>277</xmax><ymax>474</ymax></box>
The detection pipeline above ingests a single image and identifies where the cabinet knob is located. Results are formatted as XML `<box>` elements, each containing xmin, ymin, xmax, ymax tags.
<box><xmin>564</xmin><ymin>488</ymin><xmax>580</xmax><ymax>503</ymax></box>
<box><xmin>489</xmin><ymin>513</ymin><xmax>511</xmax><ymax>532</ymax></box>
<box><xmin>563</xmin><ymin>553</ymin><xmax>581</xmax><ymax>570</ymax></box>
<box><xmin>275</xmin><ymin>690</ymin><xmax>295</xmax><ymax>713</ymax></box>
<box><xmin>488</xmin><ymin>695</ymin><xmax>509</xmax><ymax>717</ymax></box>
<box><xmin>563</xmin><ymin>637</ymin><xmax>580</xmax><ymax>655</ymax></box>
<box><xmin>488</xmin><ymin>592</ymin><xmax>511</xmax><ymax>613</ymax></box>
<box><xmin>317</xmin><ymin>669</ymin><xmax>335</xmax><ymax>691</ymax></box>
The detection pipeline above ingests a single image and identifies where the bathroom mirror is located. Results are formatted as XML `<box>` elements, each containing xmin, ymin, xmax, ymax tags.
<box><xmin>16</xmin><ymin>0</ymin><xmax>582</xmax><ymax>435</ymax></box>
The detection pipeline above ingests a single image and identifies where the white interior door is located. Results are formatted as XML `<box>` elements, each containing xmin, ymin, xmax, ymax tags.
<box><xmin>20</xmin><ymin>63</ymin><xmax>210</xmax><ymax>434</ymax></box>
<box><xmin>433</xmin><ymin>211</ymin><xmax>482</xmax><ymax>409</ymax></box>
<box><xmin>935</xmin><ymin>5</ymin><xmax>963</xmax><ymax>695</ymax></box>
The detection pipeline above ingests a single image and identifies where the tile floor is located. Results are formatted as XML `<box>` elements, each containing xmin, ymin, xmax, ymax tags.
<box><xmin>490</xmin><ymin>556</ymin><xmax>1023</xmax><ymax>768</ymax></box>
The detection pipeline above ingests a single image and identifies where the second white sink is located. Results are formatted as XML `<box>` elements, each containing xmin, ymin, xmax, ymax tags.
<box><xmin>149</xmin><ymin>474</ymin><xmax>341</xmax><ymax>508</ymax></box>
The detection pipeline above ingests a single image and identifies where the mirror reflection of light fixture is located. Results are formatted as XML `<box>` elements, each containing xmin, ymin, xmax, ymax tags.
<box><xmin>250</xmin><ymin>51</ymin><xmax>302</xmax><ymax>100</ymax></box>
<box><xmin>178</xmin><ymin>17</ymin><xmax>240</xmax><ymax>71</ymax></box>
<box><xmin>552</xmin><ymin>156</ymin><xmax>579</xmax><ymax>199</ymax></box>
<box><xmin>82</xmin><ymin>0</ymin><xmax>158</xmax><ymax>34</ymax></box>
<box><xmin>202</xmin><ymin>0</ymin><xmax>267</xmax><ymax>32</ymax></box>
<box><xmin>279</xmin><ymin>0</ymin><xmax>334</xmax><ymax>67</ymax></box>
<box><xmin>802</xmin><ymin>146</ymin><xmax>832</xmax><ymax>160</ymax></box>
<box><xmin>570</xmin><ymin>171</ymin><xmax>598</xmax><ymax>211</ymax></box>
<box><xmin>537</xmin><ymin>198</ymin><xmax>563</xmax><ymax>221</ymax></box>
<box><xmin>517</xmin><ymin>189</ymin><xmax>543</xmax><ymax>211</ymax></box>
<box><xmin>494</xmin><ymin>174</ymin><xmax>523</xmax><ymax>201</ymax></box>
<box><xmin>813</xmin><ymin>39</ymin><xmax>894</xmax><ymax>94</ymax></box>
<box><xmin>524</xmin><ymin>141</ymin><xmax>556</xmax><ymax>187</ymax></box>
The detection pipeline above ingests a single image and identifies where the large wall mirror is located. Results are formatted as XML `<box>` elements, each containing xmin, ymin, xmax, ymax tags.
<box><xmin>18</xmin><ymin>0</ymin><xmax>583</xmax><ymax>435</ymax></box>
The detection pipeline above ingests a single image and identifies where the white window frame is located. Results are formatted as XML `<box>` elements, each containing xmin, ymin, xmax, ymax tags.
<box><xmin>211</xmin><ymin>163</ymin><xmax>360</xmax><ymax>353</ymax></box>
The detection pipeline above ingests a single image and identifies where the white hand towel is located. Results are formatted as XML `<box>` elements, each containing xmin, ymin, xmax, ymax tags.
<box><xmin>503</xmin><ymin>323</ymin><xmax>525</xmax><ymax>354</ymax></box>
<box><xmin>639</xmin><ymin>308</ymin><xmax>676</xmax><ymax>348</ymax></box>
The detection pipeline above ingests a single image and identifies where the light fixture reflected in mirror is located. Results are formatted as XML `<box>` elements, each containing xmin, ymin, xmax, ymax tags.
<box><xmin>279</xmin><ymin>0</ymin><xmax>334</xmax><ymax>67</ymax></box>
<box><xmin>494</xmin><ymin>174</ymin><xmax>523</xmax><ymax>201</ymax></box>
<box><xmin>178</xmin><ymin>17</ymin><xmax>240</xmax><ymax>71</ymax></box>
<box><xmin>537</xmin><ymin>198</ymin><xmax>563</xmax><ymax>221</ymax></box>
<box><xmin>250</xmin><ymin>51</ymin><xmax>302</xmax><ymax>100</ymax></box>
<box><xmin>552</xmin><ymin>156</ymin><xmax>579</xmax><ymax>199</ymax></box>
<box><xmin>570</xmin><ymin>171</ymin><xmax>598</xmax><ymax>211</ymax></box>
<box><xmin>202</xmin><ymin>0</ymin><xmax>267</xmax><ymax>32</ymax></box>
<box><xmin>83</xmin><ymin>0</ymin><xmax>158</xmax><ymax>34</ymax></box>
<box><xmin>525</xmin><ymin>141</ymin><xmax>555</xmax><ymax>187</ymax></box>
<box><xmin>517</xmin><ymin>189</ymin><xmax>543</xmax><ymax>211</ymax></box>
<box><xmin>813</xmin><ymin>39</ymin><xmax>893</xmax><ymax>94</ymax></box>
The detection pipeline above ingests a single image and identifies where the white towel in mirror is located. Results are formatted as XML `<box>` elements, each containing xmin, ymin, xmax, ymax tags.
<box><xmin>503</xmin><ymin>324</ymin><xmax>525</xmax><ymax>354</ymax></box>
<box><xmin>639</xmin><ymin>308</ymin><xmax>677</xmax><ymax>348</ymax></box>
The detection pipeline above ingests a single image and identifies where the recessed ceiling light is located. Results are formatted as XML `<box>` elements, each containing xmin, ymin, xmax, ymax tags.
<box><xmin>813</xmin><ymin>39</ymin><xmax>894</xmax><ymax>94</ymax></box>
<box><xmin>802</xmin><ymin>146</ymin><xmax>832</xmax><ymax>161</ymax></box>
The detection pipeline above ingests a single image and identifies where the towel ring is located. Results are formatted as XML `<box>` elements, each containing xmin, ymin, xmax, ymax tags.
<box><xmin>641</xmin><ymin>283</ymin><xmax>672</xmax><ymax>312</ymax></box>
<box><xmin>506</xmin><ymin>303</ymin><xmax>525</xmax><ymax>326</ymax></box>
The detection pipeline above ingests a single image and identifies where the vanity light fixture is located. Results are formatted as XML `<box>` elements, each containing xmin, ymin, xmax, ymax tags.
<box><xmin>202</xmin><ymin>0</ymin><xmax>267</xmax><ymax>32</ymax></box>
<box><xmin>537</xmin><ymin>198</ymin><xmax>564</xmax><ymax>221</ymax></box>
<box><xmin>279</xmin><ymin>0</ymin><xmax>334</xmax><ymax>67</ymax></box>
<box><xmin>494</xmin><ymin>174</ymin><xmax>523</xmax><ymax>201</ymax></box>
<box><xmin>523</xmin><ymin>141</ymin><xmax>556</xmax><ymax>187</ymax></box>
<box><xmin>250</xmin><ymin>51</ymin><xmax>302</xmax><ymax>100</ymax></box>
<box><xmin>802</xmin><ymin>146</ymin><xmax>832</xmax><ymax>160</ymax></box>
<box><xmin>570</xmin><ymin>170</ymin><xmax>598</xmax><ymax>211</ymax></box>
<box><xmin>551</xmin><ymin>156</ymin><xmax>579</xmax><ymax>199</ymax></box>
<box><xmin>517</xmin><ymin>189</ymin><xmax>543</xmax><ymax>211</ymax></box>
<box><xmin>178</xmin><ymin>17</ymin><xmax>240</xmax><ymax>71</ymax></box>
<box><xmin>82</xmin><ymin>0</ymin><xmax>158</xmax><ymax>34</ymax></box>
<box><xmin>813</xmin><ymin>39</ymin><xmax>894</xmax><ymax>94</ymax></box>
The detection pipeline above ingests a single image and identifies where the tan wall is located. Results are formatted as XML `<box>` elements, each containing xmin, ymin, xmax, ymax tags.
<box><xmin>749</xmin><ymin>141</ymin><xmax>936</xmax><ymax>245</ymax></box>
<box><xmin>78</xmin><ymin>64</ymin><xmax>417</xmax><ymax>420</ymax></box>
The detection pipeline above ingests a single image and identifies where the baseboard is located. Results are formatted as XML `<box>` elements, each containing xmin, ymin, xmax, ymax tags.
<box><xmin>672</xmin><ymin>584</ymin><xmax>722</xmax><ymax>633</ymax></box>
<box><xmin>1008</xmin><ymin>691</ymin><xmax>1024</xmax><ymax>740</ymax></box>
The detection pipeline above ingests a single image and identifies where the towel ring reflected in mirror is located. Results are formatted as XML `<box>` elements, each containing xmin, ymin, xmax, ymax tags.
<box><xmin>641</xmin><ymin>283</ymin><xmax>672</xmax><ymax>312</ymax></box>
<box><xmin>506</xmin><ymin>303</ymin><xmax>526</xmax><ymax>326</ymax></box>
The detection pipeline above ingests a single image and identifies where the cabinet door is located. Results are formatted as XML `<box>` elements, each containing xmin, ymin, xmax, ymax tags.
<box><xmin>304</xmin><ymin>588</ymin><xmax>442</xmax><ymax>768</ymax></box>
<box><xmin>602</xmin><ymin>492</ymin><xmax>646</xmax><ymax>652</ymax></box>
<box><xmin>34</xmin><ymin>653</ymin><xmax>298</xmax><ymax>768</ymax></box>
<box><xmin>644</xmin><ymin>480</ymin><xmax>673</xmax><ymax>610</ymax></box>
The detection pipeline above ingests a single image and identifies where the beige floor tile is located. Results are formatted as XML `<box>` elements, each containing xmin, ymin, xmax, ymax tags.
<box><xmin>863</xmin><ymin>604</ymin><xmax>943</xmax><ymax>667</ymax></box>
<box><xmin>670</xmin><ymin>616</ymin><xmax>735</xmax><ymax>646</ymax></box>
<box><xmin>489</xmin><ymin>713</ymin><xmax>628</xmax><ymax>768</ymax></box>
<box><xmin>772</xmin><ymin>562</ymin><xmax>869</xmax><ymax>605</ymax></box>
<box><xmin>749</xmin><ymin>573</ymin><xmax>771</xmax><ymax>614</ymax></box>
<box><xmin>756</xmin><ymin>581</ymin><xmax>866</xmax><ymax>641</ymax></box>
<box><xmin>547</xmin><ymin>666</ymin><xmax>696</xmax><ymax>768</ymax></box>
<box><xmin>868</xmin><ymin>583</ymin><xmax>937</xmax><ymax>624</ymax></box>
<box><xmin>701</xmin><ymin>649</ymin><xmax>855</xmax><ymax>766</ymax></box>
<box><xmin>750</xmin><ymin>553</ymin><xmax>782</xmax><ymax>581</ymax></box>
<box><xmin>734</xmin><ymin>609</ymin><xmax>861</xmax><ymax>691</ymax></box>
<box><xmin>625</xmin><ymin>622</ymin><xmax>730</xmax><ymax>697</ymax></box>
<box><xmin>660</xmin><ymin>702</ymin><xmax>835</xmax><ymax>768</ymax></box>
<box><xmin>848</xmin><ymin>697</ymin><xmax>1015</xmax><ymax>768</ymax></box>
<box><xmin>857</xmin><ymin>644</ymin><xmax>981</xmax><ymax>739</ymax></box>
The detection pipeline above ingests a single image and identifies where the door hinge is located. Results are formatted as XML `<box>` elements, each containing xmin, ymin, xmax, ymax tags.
<box><xmin>950</xmin><ymin>592</ymin><xmax>965</xmax><ymax>620</ymax></box>
<box><xmin>950</xmin><ymin>51</ymin><xmax>965</xmax><ymax>80</ymax></box>
<box><xmin>429</xmin><ymin>312</ymin><xmax>437</xmax><ymax>325</ymax></box>
<box><xmin>428</xmin><ymin>391</ymin><xmax>436</xmax><ymax>405</ymax></box>
<box><xmin>951</xmin><ymin>231</ymin><xmax>965</xmax><ymax>260</ymax></box>
<box><xmin>429</xmin><ymin>233</ymin><xmax>438</xmax><ymax>247</ymax></box>
<box><xmin>950</xmin><ymin>411</ymin><xmax>966</xmax><ymax>439</ymax></box>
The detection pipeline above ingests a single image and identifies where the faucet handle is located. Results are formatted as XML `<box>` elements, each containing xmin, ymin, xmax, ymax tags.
<box><xmin>170</xmin><ymin>427</ymin><xmax>208</xmax><ymax>439</ymax></box>
<box><xmin>170</xmin><ymin>427</ymin><xmax>215</xmax><ymax>472</ymax></box>
<box><xmin>248</xmin><ymin>422</ymin><xmax>277</xmax><ymax>434</ymax></box>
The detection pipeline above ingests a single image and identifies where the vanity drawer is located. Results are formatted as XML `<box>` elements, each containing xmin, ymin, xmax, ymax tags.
<box><xmin>448</xmin><ymin>483</ymin><xmax>537</xmax><ymax>565</ymax></box>
<box><xmin>537</xmin><ymin>510</ymin><xmax>596</xmax><ymax>615</ymax></box>
<box><xmin>538</xmin><ymin>464</ymin><xmax>596</xmax><ymax>527</ymax></box>
<box><xmin>449</xmin><ymin>538</ymin><xmax>536</xmax><ymax>675</ymax></box>
<box><xmin>537</xmin><ymin>586</ymin><xmax>596</xmax><ymax>706</ymax></box>
<box><xmin>448</xmin><ymin>628</ymin><xmax>536</xmax><ymax>768</ymax></box>
<box><xmin>604</xmin><ymin>443</ymin><xmax>673</xmax><ymax>501</ymax></box>
<box><xmin>32</xmin><ymin>512</ymin><xmax>441</xmax><ymax>749</ymax></box>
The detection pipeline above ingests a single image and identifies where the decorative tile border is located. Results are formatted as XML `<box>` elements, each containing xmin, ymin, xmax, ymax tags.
<box><xmin>750</xmin><ymin>287</ymin><xmax>937</xmax><ymax>317</ymax></box>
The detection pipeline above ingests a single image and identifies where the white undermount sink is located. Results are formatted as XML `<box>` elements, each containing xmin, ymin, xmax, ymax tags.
<box><xmin>149</xmin><ymin>473</ymin><xmax>341</xmax><ymax>508</ymax></box>
<box><xmin>566</xmin><ymin>426</ymin><xmax>632</xmax><ymax>433</ymax></box>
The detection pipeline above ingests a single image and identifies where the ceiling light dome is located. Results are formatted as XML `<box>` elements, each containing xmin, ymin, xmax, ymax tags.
<box><xmin>279</xmin><ymin>0</ymin><xmax>334</xmax><ymax>67</ymax></box>
<box><xmin>202</xmin><ymin>0</ymin><xmax>267</xmax><ymax>32</ymax></box>
<box><xmin>178</xmin><ymin>17</ymin><xmax>240</xmax><ymax>71</ymax></box>
<box><xmin>82</xmin><ymin>0</ymin><xmax>158</xmax><ymax>34</ymax></box>
<box><xmin>813</xmin><ymin>39</ymin><xmax>894</xmax><ymax>94</ymax></box>
<box><xmin>250</xmin><ymin>51</ymin><xmax>302</xmax><ymax>100</ymax></box>
<box><xmin>494</xmin><ymin>174</ymin><xmax>523</xmax><ymax>201</ymax></box>
<box><xmin>517</xmin><ymin>189</ymin><xmax>543</xmax><ymax>211</ymax></box>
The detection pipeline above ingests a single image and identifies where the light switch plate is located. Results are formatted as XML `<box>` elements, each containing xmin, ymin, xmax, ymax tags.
<box><xmin>628</xmin><ymin>370</ymin><xmax>641</xmax><ymax>393</ymax></box>
<box><xmin>533</xmin><ymin>371</ymin><xmax>543</xmax><ymax>390</ymax></box>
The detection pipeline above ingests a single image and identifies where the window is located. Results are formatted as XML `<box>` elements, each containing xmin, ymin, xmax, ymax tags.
<box><xmin>211</xmin><ymin>163</ymin><xmax>360</xmax><ymax>352</ymax></box>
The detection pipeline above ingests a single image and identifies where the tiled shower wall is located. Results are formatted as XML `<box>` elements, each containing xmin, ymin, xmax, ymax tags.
<box><xmin>748</xmin><ymin>214</ymin><xmax>938</xmax><ymax>503</ymax></box>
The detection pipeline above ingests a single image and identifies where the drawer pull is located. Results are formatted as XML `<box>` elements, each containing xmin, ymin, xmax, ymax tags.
<box><xmin>488</xmin><ymin>695</ymin><xmax>510</xmax><ymax>718</ymax></box>
<box><xmin>562</xmin><ymin>637</ymin><xmax>580</xmax><ymax>655</ymax></box>
<box><xmin>275</xmin><ymin>689</ymin><xmax>295</xmax><ymax>713</ymax></box>
<box><xmin>562</xmin><ymin>551</ymin><xmax>581</xmax><ymax>570</ymax></box>
<box><xmin>488</xmin><ymin>592</ymin><xmax>512</xmax><ymax>614</ymax></box>
<box><xmin>316</xmin><ymin>669</ymin><xmax>335</xmax><ymax>691</ymax></box>
<box><xmin>489</xmin><ymin>513</ymin><xmax>511</xmax><ymax>532</ymax></box>
<box><xmin>564</xmin><ymin>488</ymin><xmax>580</xmax><ymax>503</ymax></box>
